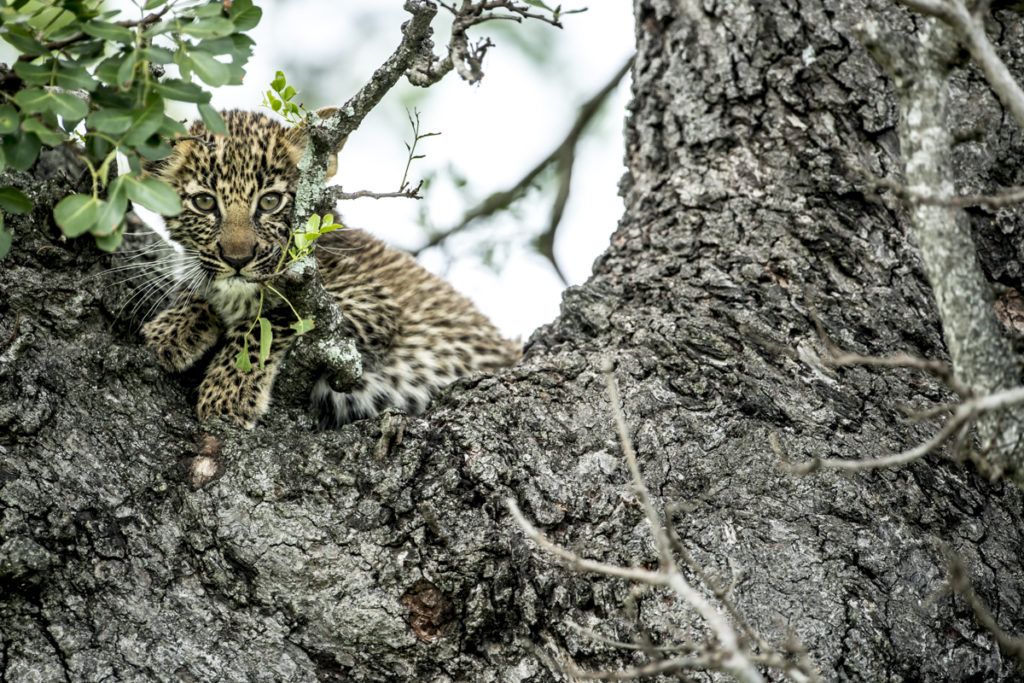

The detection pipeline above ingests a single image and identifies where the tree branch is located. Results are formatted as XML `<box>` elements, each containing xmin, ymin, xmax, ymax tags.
<box><xmin>412</xmin><ymin>56</ymin><xmax>633</xmax><ymax>281</ymax></box>
<box><xmin>508</xmin><ymin>360</ymin><xmax>822</xmax><ymax>683</ymax></box>
<box><xmin>274</xmin><ymin>0</ymin><xmax>440</xmax><ymax>393</ymax></box>
<box><xmin>897</xmin><ymin>0</ymin><xmax>1024</xmax><ymax>129</ymax></box>
<box><xmin>858</xmin><ymin>14</ymin><xmax>1024</xmax><ymax>482</ymax></box>
<box><xmin>947</xmin><ymin>552</ymin><xmax>1024</xmax><ymax>665</ymax></box>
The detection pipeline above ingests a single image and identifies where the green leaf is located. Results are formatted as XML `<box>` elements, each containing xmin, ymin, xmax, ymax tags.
<box><xmin>14</xmin><ymin>88</ymin><xmax>88</xmax><ymax>121</ymax></box>
<box><xmin>55</xmin><ymin>61</ymin><xmax>97</xmax><ymax>91</ymax></box>
<box><xmin>141</xmin><ymin>46</ymin><xmax>174</xmax><ymax>64</ymax></box>
<box><xmin>0</xmin><ymin>222</ymin><xmax>11</xmax><ymax>260</ymax></box>
<box><xmin>116</xmin><ymin>50</ymin><xmax>138</xmax><ymax>89</ymax></box>
<box><xmin>306</xmin><ymin>214</ymin><xmax>322</xmax><ymax>232</ymax></box>
<box><xmin>94</xmin><ymin>55</ymin><xmax>125</xmax><ymax>85</ymax></box>
<box><xmin>0</xmin><ymin>187</ymin><xmax>31</xmax><ymax>214</ymax></box>
<box><xmin>293</xmin><ymin>231</ymin><xmax>314</xmax><ymax>251</ymax></box>
<box><xmin>198</xmin><ymin>103</ymin><xmax>227</xmax><ymax>135</ymax></box>
<box><xmin>235</xmin><ymin>340</ymin><xmax>253</xmax><ymax>372</ymax></box>
<box><xmin>1</xmin><ymin>132</ymin><xmax>41</xmax><ymax>171</ymax></box>
<box><xmin>290</xmin><ymin>318</ymin><xmax>315</xmax><ymax>335</ymax></box>
<box><xmin>87</xmin><ymin>107</ymin><xmax>136</xmax><ymax>135</ymax></box>
<box><xmin>1</xmin><ymin>26</ymin><xmax>47</xmax><ymax>56</ymax></box>
<box><xmin>270</xmin><ymin>70</ymin><xmax>286</xmax><ymax>92</ymax></box>
<box><xmin>54</xmin><ymin>193</ymin><xmax>101</xmax><ymax>237</ymax></box>
<box><xmin>230</xmin><ymin>0</ymin><xmax>263</xmax><ymax>31</ymax></box>
<box><xmin>82</xmin><ymin>20</ymin><xmax>135</xmax><ymax>43</ymax></box>
<box><xmin>258</xmin><ymin>317</ymin><xmax>272</xmax><ymax>369</ymax></box>
<box><xmin>153</xmin><ymin>79</ymin><xmax>211</xmax><ymax>104</ymax></box>
<box><xmin>193</xmin><ymin>3</ymin><xmax>225</xmax><ymax>18</ymax></box>
<box><xmin>135</xmin><ymin>136</ymin><xmax>173</xmax><ymax>161</ymax></box>
<box><xmin>0</xmin><ymin>106</ymin><xmax>20</xmax><ymax>135</ymax></box>
<box><xmin>158</xmin><ymin>115</ymin><xmax>189</xmax><ymax>138</ymax></box>
<box><xmin>21</xmin><ymin>117</ymin><xmax>65</xmax><ymax>146</ymax></box>
<box><xmin>123</xmin><ymin>98</ymin><xmax>165</xmax><ymax>146</ymax></box>
<box><xmin>94</xmin><ymin>176</ymin><xmax>127</xmax><ymax>236</ymax></box>
<box><xmin>189</xmin><ymin>51</ymin><xmax>230</xmax><ymax>87</ymax></box>
<box><xmin>281</xmin><ymin>85</ymin><xmax>296</xmax><ymax>102</ymax></box>
<box><xmin>94</xmin><ymin>227</ymin><xmax>123</xmax><ymax>252</ymax></box>
<box><xmin>12</xmin><ymin>60</ymin><xmax>54</xmax><ymax>86</ymax></box>
<box><xmin>142</xmin><ymin>21</ymin><xmax>174</xmax><ymax>38</ymax></box>
<box><xmin>123</xmin><ymin>176</ymin><xmax>182</xmax><ymax>216</ymax></box>
<box><xmin>181</xmin><ymin>16</ymin><xmax>234</xmax><ymax>39</ymax></box>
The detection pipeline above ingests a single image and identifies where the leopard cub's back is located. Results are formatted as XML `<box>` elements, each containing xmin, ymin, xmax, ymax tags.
<box><xmin>313</xmin><ymin>228</ymin><xmax>521</xmax><ymax>426</ymax></box>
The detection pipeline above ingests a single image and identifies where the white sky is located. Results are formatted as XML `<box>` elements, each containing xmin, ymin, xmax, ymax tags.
<box><xmin>209</xmin><ymin>0</ymin><xmax>635</xmax><ymax>338</ymax></box>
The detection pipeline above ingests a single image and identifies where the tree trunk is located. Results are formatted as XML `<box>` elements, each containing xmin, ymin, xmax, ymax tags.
<box><xmin>4</xmin><ymin>1</ymin><xmax>1024</xmax><ymax>681</ymax></box>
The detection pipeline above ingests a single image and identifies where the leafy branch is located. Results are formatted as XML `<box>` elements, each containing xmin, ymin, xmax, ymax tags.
<box><xmin>232</xmin><ymin>211</ymin><xmax>344</xmax><ymax>372</ymax></box>
<box><xmin>0</xmin><ymin>0</ymin><xmax>262</xmax><ymax>257</ymax></box>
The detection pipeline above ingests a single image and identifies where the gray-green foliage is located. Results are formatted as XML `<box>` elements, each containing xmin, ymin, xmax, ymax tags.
<box><xmin>0</xmin><ymin>0</ymin><xmax>262</xmax><ymax>257</ymax></box>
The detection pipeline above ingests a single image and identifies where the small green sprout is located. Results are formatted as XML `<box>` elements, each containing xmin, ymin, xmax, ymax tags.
<box><xmin>262</xmin><ymin>70</ymin><xmax>304</xmax><ymax>124</ymax></box>
<box><xmin>233</xmin><ymin>211</ymin><xmax>343</xmax><ymax>372</ymax></box>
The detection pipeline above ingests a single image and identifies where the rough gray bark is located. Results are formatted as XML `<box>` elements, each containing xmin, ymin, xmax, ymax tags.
<box><xmin>4</xmin><ymin>1</ymin><xmax>1024</xmax><ymax>681</ymax></box>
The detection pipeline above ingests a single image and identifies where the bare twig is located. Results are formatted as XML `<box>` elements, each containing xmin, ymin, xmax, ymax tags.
<box><xmin>408</xmin><ymin>1</ymin><xmax>583</xmax><ymax>86</ymax></box>
<box><xmin>399</xmin><ymin>109</ymin><xmax>440</xmax><ymax>193</ymax></box>
<box><xmin>812</xmin><ymin>311</ymin><xmax>971</xmax><ymax>398</ymax></box>
<box><xmin>330</xmin><ymin>183</ymin><xmax>423</xmax><ymax>201</ymax></box>
<box><xmin>946</xmin><ymin>552</ymin><xmax>1024</xmax><ymax>665</ymax></box>
<box><xmin>898</xmin><ymin>0</ymin><xmax>1024</xmax><ymax>129</ymax></box>
<box><xmin>413</xmin><ymin>56</ymin><xmax>633</xmax><ymax>282</ymax></box>
<box><xmin>565</xmin><ymin>622</ymin><xmax>699</xmax><ymax>655</ymax></box>
<box><xmin>857</xmin><ymin>166</ymin><xmax>1024</xmax><ymax>209</ymax></box>
<box><xmin>508</xmin><ymin>360</ymin><xmax>824</xmax><ymax>683</ymax></box>
<box><xmin>779</xmin><ymin>385</ymin><xmax>1024</xmax><ymax>473</ymax></box>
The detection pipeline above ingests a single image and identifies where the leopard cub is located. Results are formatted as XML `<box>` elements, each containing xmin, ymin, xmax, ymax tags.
<box><xmin>141</xmin><ymin>110</ymin><xmax>520</xmax><ymax>428</ymax></box>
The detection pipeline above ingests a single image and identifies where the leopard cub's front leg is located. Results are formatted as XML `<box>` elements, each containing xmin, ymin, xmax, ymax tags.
<box><xmin>142</xmin><ymin>299</ymin><xmax>222</xmax><ymax>372</ymax></box>
<box><xmin>196</xmin><ymin>323</ymin><xmax>292</xmax><ymax>428</ymax></box>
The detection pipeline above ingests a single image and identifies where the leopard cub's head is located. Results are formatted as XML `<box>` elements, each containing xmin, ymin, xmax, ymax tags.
<box><xmin>151</xmin><ymin>109</ymin><xmax>332</xmax><ymax>286</ymax></box>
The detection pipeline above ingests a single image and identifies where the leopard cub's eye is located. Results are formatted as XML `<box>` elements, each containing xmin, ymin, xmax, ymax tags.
<box><xmin>193</xmin><ymin>193</ymin><xmax>216</xmax><ymax>212</ymax></box>
<box><xmin>258</xmin><ymin>192</ymin><xmax>282</xmax><ymax>212</ymax></box>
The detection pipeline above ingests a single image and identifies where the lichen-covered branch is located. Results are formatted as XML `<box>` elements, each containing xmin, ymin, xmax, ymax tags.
<box><xmin>898</xmin><ymin>0</ymin><xmax>1024</xmax><ymax>129</ymax></box>
<box><xmin>407</xmin><ymin>0</ymin><xmax>573</xmax><ymax>86</ymax></box>
<box><xmin>275</xmin><ymin>0</ymin><xmax>440</xmax><ymax>394</ymax></box>
<box><xmin>859</xmin><ymin>15</ymin><xmax>1024</xmax><ymax>483</ymax></box>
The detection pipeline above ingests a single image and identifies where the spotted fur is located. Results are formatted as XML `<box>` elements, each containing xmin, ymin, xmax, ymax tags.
<box><xmin>141</xmin><ymin>110</ymin><xmax>520</xmax><ymax>428</ymax></box>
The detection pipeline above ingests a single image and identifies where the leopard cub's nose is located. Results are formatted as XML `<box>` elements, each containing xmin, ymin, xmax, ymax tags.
<box><xmin>218</xmin><ymin>243</ymin><xmax>256</xmax><ymax>272</ymax></box>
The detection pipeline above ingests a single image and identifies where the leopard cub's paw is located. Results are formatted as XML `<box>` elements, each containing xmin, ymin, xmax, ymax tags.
<box><xmin>197</xmin><ymin>369</ymin><xmax>269</xmax><ymax>430</ymax></box>
<box><xmin>141</xmin><ymin>310</ymin><xmax>219</xmax><ymax>372</ymax></box>
<box><xmin>141</xmin><ymin>319</ymin><xmax>191</xmax><ymax>372</ymax></box>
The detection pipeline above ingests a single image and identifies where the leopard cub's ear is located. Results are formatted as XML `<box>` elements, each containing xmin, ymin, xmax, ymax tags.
<box><xmin>143</xmin><ymin>120</ymin><xmax>209</xmax><ymax>180</ymax></box>
<box><xmin>285</xmin><ymin>107</ymin><xmax>347</xmax><ymax>178</ymax></box>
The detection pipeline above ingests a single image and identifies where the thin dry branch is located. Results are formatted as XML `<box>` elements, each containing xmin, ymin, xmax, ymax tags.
<box><xmin>330</xmin><ymin>183</ymin><xmax>424</xmax><ymax>201</ymax></box>
<box><xmin>509</xmin><ymin>362</ymin><xmax>823</xmax><ymax>683</ymax></box>
<box><xmin>408</xmin><ymin>1</ymin><xmax>580</xmax><ymax>85</ymax></box>
<box><xmin>778</xmin><ymin>385</ymin><xmax>1024</xmax><ymax>474</ymax></box>
<box><xmin>812</xmin><ymin>312</ymin><xmax>970</xmax><ymax>397</ymax></box>
<box><xmin>898</xmin><ymin>0</ymin><xmax>1024</xmax><ymax>129</ymax></box>
<box><xmin>947</xmin><ymin>552</ymin><xmax>1024</xmax><ymax>665</ymax></box>
<box><xmin>412</xmin><ymin>56</ymin><xmax>633</xmax><ymax>281</ymax></box>
<box><xmin>863</xmin><ymin>168</ymin><xmax>1024</xmax><ymax>209</ymax></box>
